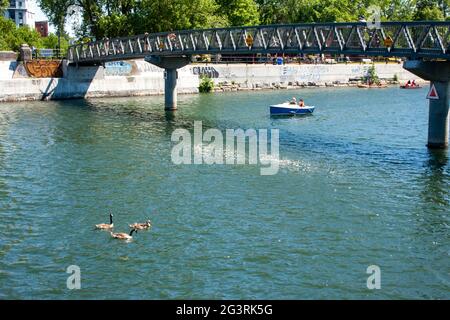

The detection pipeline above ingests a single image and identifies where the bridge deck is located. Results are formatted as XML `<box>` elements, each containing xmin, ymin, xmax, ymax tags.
<box><xmin>68</xmin><ymin>22</ymin><xmax>450</xmax><ymax>64</ymax></box>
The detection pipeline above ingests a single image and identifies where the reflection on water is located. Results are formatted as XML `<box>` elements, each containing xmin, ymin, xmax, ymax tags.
<box><xmin>0</xmin><ymin>87</ymin><xmax>448</xmax><ymax>299</ymax></box>
<box><xmin>421</xmin><ymin>150</ymin><xmax>449</xmax><ymax>206</ymax></box>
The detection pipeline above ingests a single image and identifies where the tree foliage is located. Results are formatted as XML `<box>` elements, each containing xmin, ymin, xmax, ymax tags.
<box><xmin>38</xmin><ymin>0</ymin><xmax>73</xmax><ymax>35</ymax></box>
<box><xmin>0</xmin><ymin>0</ymin><xmax>9</xmax><ymax>13</ymax></box>
<box><xmin>132</xmin><ymin>0</ymin><xmax>226</xmax><ymax>33</ymax></box>
<box><xmin>33</xmin><ymin>0</ymin><xmax>449</xmax><ymax>41</ymax></box>
<box><xmin>217</xmin><ymin>0</ymin><xmax>260</xmax><ymax>26</ymax></box>
<box><xmin>365</xmin><ymin>64</ymin><xmax>380</xmax><ymax>84</ymax></box>
<box><xmin>199</xmin><ymin>75</ymin><xmax>215</xmax><ymax>92</ymax></box>
<box><xmin>41</xmin><ymin>33</ymin><xmax>70</xmax><ymax>52</ymax></box>
<box><xmin>0</xmin><ymin>17</ymin><xmax>41</xmax><ymax>51</ymax></box>
<box><xmin>413</xmin><ymin>0</ymin><xmax>447</xmax><ymax>20</ymax></box>
<box><xmin>0</xmin><ymin>16</ymin><xmax>69</xmax><ymax>51</ymax></box>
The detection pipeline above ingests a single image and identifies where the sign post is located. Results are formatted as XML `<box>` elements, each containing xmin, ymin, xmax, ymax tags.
<box><xmin>426</xmin><ymin>84</ymin><xmax>440</xmax><ymax>100</ymax></box>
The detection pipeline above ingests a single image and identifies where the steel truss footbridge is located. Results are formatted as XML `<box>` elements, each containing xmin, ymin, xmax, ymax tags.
<box><xmin>68</xmin><ymin>21</ymin><xmax>450</xmax><ymax>63</ymax></box>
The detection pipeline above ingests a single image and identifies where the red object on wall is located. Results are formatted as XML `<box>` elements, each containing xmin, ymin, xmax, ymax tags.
<box><xmin>35</xmin><ymin>21</ymin><xmax>49</xmax><ymax>37</ymax></box>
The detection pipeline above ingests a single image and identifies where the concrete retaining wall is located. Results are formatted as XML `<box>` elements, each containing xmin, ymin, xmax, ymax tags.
<box><xmin>0</xmin><ymin>60</ymin><xmax>198</xmax><ymax>102</ymax></box>
<box><xmin>0</xmin><ymin>59</ymin><xmax>422</xmax><ymax>102</ymax></box>
<box><xmin>0</xmin><ymin>51</ymin><xmax>17</xmax><ymax>61</ymax></box>
<box><xmin>192</xmin><ymin>63</ymin><xmax>419</xmax><ymax>87</ymax></box>
<box><xmin>0</xmin><ymin>61</ymin><xmax>17</xmax><ymax>80</ymax></box>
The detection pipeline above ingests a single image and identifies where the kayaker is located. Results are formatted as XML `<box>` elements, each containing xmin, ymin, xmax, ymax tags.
<box><xmin>405</xmin><ymin>80</ymin><xmax>411</xmax><ymax>87</ymax></box>
<box><xmin>412</xmin><ymin>80</ymin><xmax>417</xmax><ymax>87</ymax></box>
<box><xmin>298</xmin><ymin>99</ymin><xmax>305</xmax><ymax>107</ymax></box>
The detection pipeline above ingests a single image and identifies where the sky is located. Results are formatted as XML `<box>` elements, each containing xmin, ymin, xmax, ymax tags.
<box><xmin>32</xmin><ymin>0</ymin><xmax>76</xmax><ymax>36</ymax></box>
<box><xmin>33</xmin><ymin>1</ymin><xmax>53</xmax><ymax>31</ymax></box>
<box><xmin>34</xmin><ymin>2</ymin><xmax>46</xmax><ymax>20</ymax></box>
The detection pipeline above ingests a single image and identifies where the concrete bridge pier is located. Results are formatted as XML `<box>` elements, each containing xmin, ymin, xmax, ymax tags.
<box><xmin>404</xmin><ymin>60</ymin><xmax>450</xmax><ymax>149</ymax></box>
<box><xmin>426</xmin><ymin>81</ymin><xmax>449</xmax><ymax>148</ymax></box>
<box><xmin>164</xmin><ymin>69</ymin><xmax>178</xmax><ymax>110</ymax></box>
<box><xmin>144</xmin><ymin>56</ymin><xmax>191</xmax><ymax>110</ymax></box>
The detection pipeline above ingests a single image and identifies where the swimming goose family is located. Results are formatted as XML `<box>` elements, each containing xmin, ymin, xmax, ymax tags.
<box><xmin>95</xmin><ymin>213</ymin><xmax>153</xmax><ymax>240</ymax></box>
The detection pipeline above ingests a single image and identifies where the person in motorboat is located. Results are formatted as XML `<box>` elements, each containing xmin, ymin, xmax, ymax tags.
<box><xmin>298</xmin><ymin>99</ymin><xmax>305</xmax><ymax>107</ymax></box>
<box><xmin>412</xmin><ymin>80</ymin><xmax>417</xmax><ymax>87</ymax></box>
<box><xmin>289</xmin><ymin>97</ymin><xmax>297</xmax><ymax>104</ymax></box>
<box><xmin>405</xmin><ymin>80</ymin><xmax>411</xmax><ymax>87</ymax></box>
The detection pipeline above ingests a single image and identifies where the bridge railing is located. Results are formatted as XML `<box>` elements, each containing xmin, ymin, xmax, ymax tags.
<box><xmin>68</xmin><ymin>21</ymin><xmax>450</xmax><ymax>63</ymax></box>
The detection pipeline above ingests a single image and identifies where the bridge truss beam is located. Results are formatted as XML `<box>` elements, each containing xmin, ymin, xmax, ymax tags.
<box><xmin>68</xmin><ymin>22</ymin><xmax>450</xmax><ymax>64</ymax></box>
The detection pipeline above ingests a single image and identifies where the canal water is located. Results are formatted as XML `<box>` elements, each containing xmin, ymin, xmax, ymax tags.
<box><xmin>0</xmin><ymin>87</ymin><xmax>448</xmax><ymax>299</ymax></box>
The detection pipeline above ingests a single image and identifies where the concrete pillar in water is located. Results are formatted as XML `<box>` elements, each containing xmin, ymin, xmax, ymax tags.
<box><xmin>144</xmin><ymin>56</ymin><xmax>191</xmax><ymax>111</ymax></box>
<box><xmin>404</xmin><ymin>60</ymin><xmax>450</xmax><ymax>149</ymax></box>
<box><xmin>427</xmin><ymin>81</ymin><xmax>449</xmax><ymax>148</ymax></box>
<box><xmin>164</xmin><ymin>69</ymin><xmax>178</xmax><ymax>111</ymax></box>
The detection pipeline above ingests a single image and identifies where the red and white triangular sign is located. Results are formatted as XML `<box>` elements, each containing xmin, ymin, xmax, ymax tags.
<box><xmin>427</xmin><ymin>84</ymin><xmax>439</xmax><ymax>100</ymax></box>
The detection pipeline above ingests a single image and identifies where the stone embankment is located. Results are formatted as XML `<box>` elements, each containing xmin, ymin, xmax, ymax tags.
<box><xmin>0</xmin><ymin>52</ymin><xmax>423</xmax><ymax>102</ymax></box>
<box><xmin>212</xmin><ymin>79</ymin><xmax>404</xmax><ymax>92</ymax></box>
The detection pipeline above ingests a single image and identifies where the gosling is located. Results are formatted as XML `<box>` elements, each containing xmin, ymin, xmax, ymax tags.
<box><xmin>129</xmin><ymin>220</ymin><xmax>152</xmax><ymax>230</ymax></box>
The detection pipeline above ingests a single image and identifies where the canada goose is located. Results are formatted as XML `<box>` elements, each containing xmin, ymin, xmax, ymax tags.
<box><xmin>129</xmin><ymin>220</ymin><xmax>152</xmax><ymax>230</ymax></box>
<box><xmin>95</xmin><ymin>213</ymin><xmax>114</xmax><ymax>230</ymax></box>
<box><xmin>111</xmin><ymin>228</ymin><xmax>137</xmax><ymax>240</ymax></box>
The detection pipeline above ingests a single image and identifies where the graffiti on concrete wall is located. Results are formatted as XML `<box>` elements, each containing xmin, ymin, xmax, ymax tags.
<box><xmin>281</xmin><ymin>66</ymin><xmax>296</xmax><ymax>82</ymax></box>
<box><xmin>350</xmin><ymin>65</ymin><xmax>370</xmax><ymax>76</ymax></box>
<box><xmin>25</xmin><ymin>60</ymin><xmax>63</xmax><ymax>78</ymax></box>
<box><xmin>192</xmin><ymin>66</ymin><xmax>219</xmax><ymax>78</ymax></box>
<box><xmin>281</xmin><ymin>65</ymin><xmax>330</xmax><ymax>83</ymax></box>
<box><xmin>135</xmin><ymin>61</ymin><xmax>162</xmax><ymax>73</ymax></box>
<box><xmin>104</xmin><ymin>61</ymin><xmax>133</xmax><ymax>76</ymax></box>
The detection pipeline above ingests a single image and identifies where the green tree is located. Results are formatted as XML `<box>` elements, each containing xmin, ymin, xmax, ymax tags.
<box><xmin>199</xmin><ymin>75</ymin><xmax>214</xmax><ymax>92</ymax></box>
<box><xmin>257</xmin><ymin>0</ymin><xmax>370</xmax><ymax>24</ymax></box>
<box><xmin>0</xmin><ymin>16</ymin><xmax>44</xmax><ymax>51</ymax></box>
<box><xmin>0</xmin><ymin>16</ymin><xmax>16</xmax><ymax>50</ymax></box>
<box><xmin>217</xmin><ymin>0</ymin><xmax>260</xmax><ymax>26</ymax></box>
<box><xmin>39</xmin><ymin>0</ymin><xmax>103</xmax><ymax>39</ymax></box>
<box><xmin>68</xmin><ymin>0</ymin><xmax>225</xmax><ymax>38</ymax></box>
<box><xmin>0</xmin><ymin>14</ymin><xmax>73</xmax><ymax>52</ymax></box>
<box><xmin>414</xmin><ymin>0</ymin><xmax>446</xmax><ymax>20</ymax></box>
<box><xmin>377</xmin><ymin>0</ymin><xmax>414</xmax><ymax>21</ymax></box>
<box><xmin>0</xmin><ymin>0</ymin><xmax>9</xmax><ymax>12</ymax></box>
<box><xmin>136</xmin><ymin>0</ymin><xmax>225</xmax><ymax>33</ymax></box>
<box><xmin>256</xmin><ymin>0</ymin><xmax>419</xmax><ymax>24</ymax></box>
<box><xmin>97</xmin><ymin>13</ymin><xmax>132</xmax><ymax>37</ymax></box>
<box><xmin>365</xmin><ymin>64</ymin><xmax>380</xmax><ymax>84</ymax></box>
<box><xmin>38</xmin><ymin>0</ymin><xmax>75</xmax><ymax>49</ymax></box>
<box><xmin>41</xmin><ymin>32</ymin><xmax>70</xmax><ymax>52</ymax></box>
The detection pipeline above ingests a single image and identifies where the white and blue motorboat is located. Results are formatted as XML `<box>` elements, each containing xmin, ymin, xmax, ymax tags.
<box><xmin>269</xmin><ymin>103</ymin><xmax>315</xmax><ymax>116</ymax></box>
